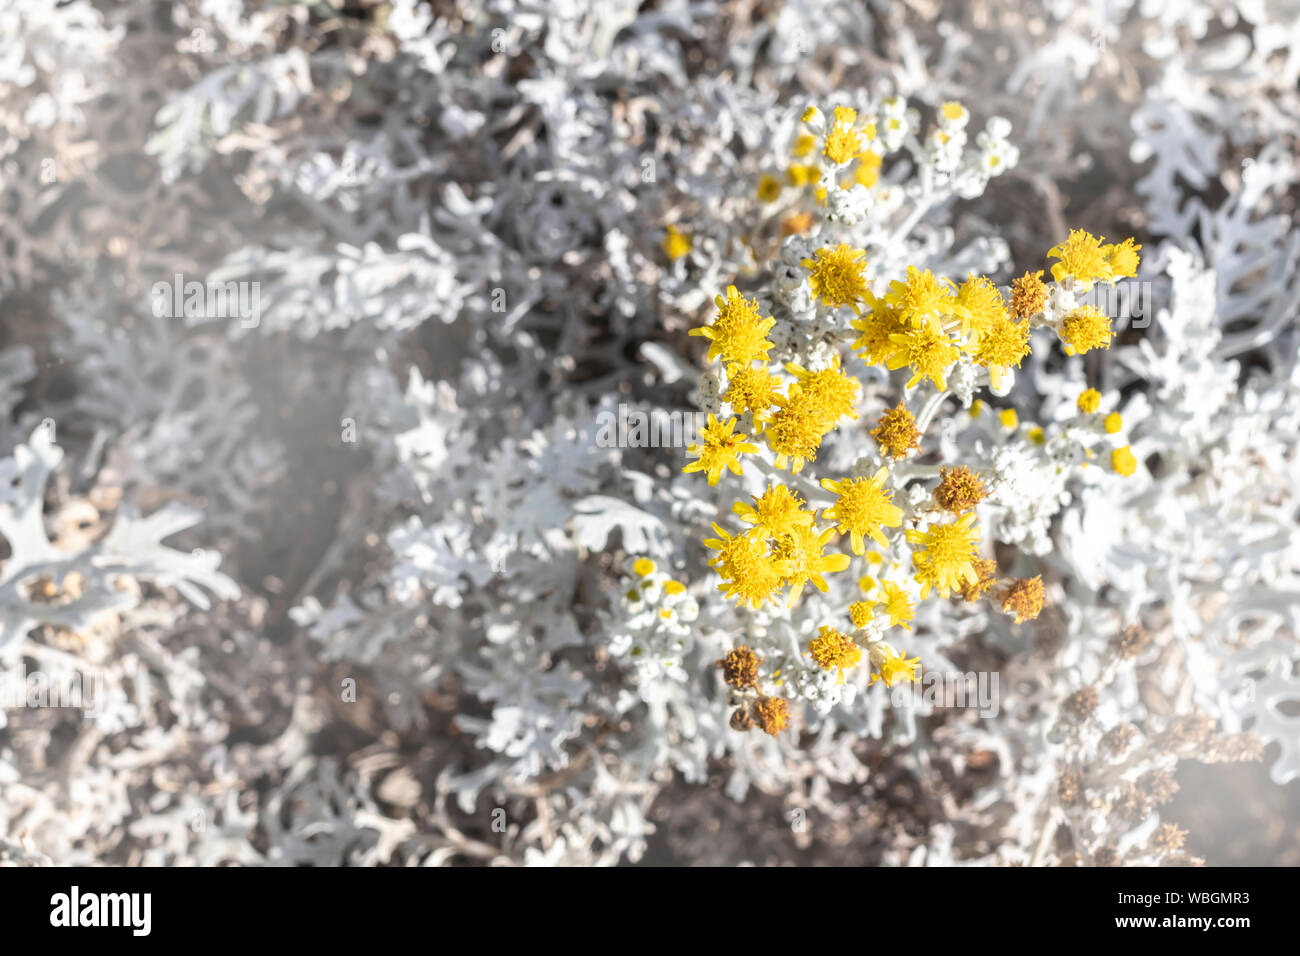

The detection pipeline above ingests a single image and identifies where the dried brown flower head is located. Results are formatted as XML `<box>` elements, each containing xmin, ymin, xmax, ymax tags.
<box><xmin>958</xmin><ymin>558</ymin><xmax>999</xmax><ymax>603</ymax></box>
<box><xmin>999</xmin><ymin>575</ymin><xmax>1045</xmax><ymax>624</ymax></box>
<box><xmin>1010</xmin><ymin>269</ymin><xmax>1048</xmax><ymax>319</ymax></box>
<box><xmin>870</xmin><ymin>401</ymin><xmax>921</xmax><ymax>460</ymax></box>
<box><xmin>1150</xmin><ymin>822</ymin><xmax>1188</xmax><ymax>854</ymax></box>
<box><xmin>754</xmin><ymin>696</ymin><xmax>791</xmax><ymax>736</ymax></box>
<box><xmin>933</xmin><ymin>465</ymin><xmax>988</xmax><ymax>514</ymax></box>
<box><xmin>1100</xmin><ymin>723</ymin><xmax>1139</xmax><ymax>756</ymax></box>
<box><xmin>1113</xmin><ymin>625</ymin><xmax>1151</xmax><ymax>660</ymax></box>
<box><xmin>1063</xmin><ymin>685</ymin><xmax>1099</xmax><ymax>723</ymax></box>
<box><xmin>1057</xmin><ymin>766</ymin><xmax>1085</xmax><ymax>805</ymax></box>
<box><xmin>717</xmin><ymin>645</ymin><xmax>761</xmax><ymax>688</ymax></box>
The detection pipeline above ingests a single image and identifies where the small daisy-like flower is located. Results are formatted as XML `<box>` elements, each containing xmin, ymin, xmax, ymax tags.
<box><xmin>690</xmin><ymin>285</ymin><xmax>776</xmax><ymax>370</ymax></box>
<box><xmin>1048</xmin><ymin>229</ymin><xmax>1112</xmax><ymax>286</ymax></box>
<box><xmin>1059</xmin><ymin>305</ymin><xmax>1113</xmax><ymax>355</ymax></box>
<box><xmin>937</xmin><ymin>100</ymin><xmax>969</xmax><ymax>129</ymax></box>
<box><xmin>877</xmin><ymin>580</ymin><xmax>916</xmax><ymax>629</ymax></box>
<box><xmin>849</xmin><ymin>295</ymin><xmax>906</xmax><ymax>365</ymax></box>
<box><xmin>792</xmin><ymin>132</ymin><xmax>817</xmax><ymax>158</ymax></box>
<box><xmin>953</xmin><ymin>274</ymin><xmax>1008</xmax><ymax>339</ymax></box>
<box><xmin>870</xmin><ymin>401</ymin><xmax>922</xmax><ymax>459</ymax></box>
<box><xmin>786</xmin><ymin>357</ymin><xmax>861</xmax><ymax>425</ymax></box>
<box><xmin>632</xmin><ymin>557</ymin><xmax>657</xmax><ymax>577</ymax></box>
<box><xmin>1076</xmin><ymin>388</ymin><xmax>1102</xmax><ymax>414</ymax></box>
<box><xmin>757</xmin><ymin>174</ymin><xmax>783</xmax><ymax>203</ymax></box>
<box><xmin>1028</xmin><ymin>426</ymin><xmax>1046</xmax><ymax>445</ymax></box>
<box><xmin>887</xmin><ymin>266</ymin><xmax>955</xmax><ymax>326</ymax></box>
<box><xmin>1104</xmin><ymin>411</ymin><xmax>1123</xmax><ymax>434</ymax></box>
<box><xmin>663</xmin><ymin>224</ymin><xmax>692</xmax><ymax>261</ymax></box>
<box><xmin>754</xmin><ymin>696</ymin><xmax>791</xmax><ymax>736</ymax></box>
<box><xmin>808</xmin><ymin>625</ymin><xmax>862</xmax><ymax>682</ymax></box>
<box><xmin>849</xmin><ymin>600</ymin><xmax>876</xmax><ymax>629</ymax></box>
<box><xmin>683</xmin><ymin>415</ymin><xmax>759</xmax><ymax>485</ymax></box>
<box><xmin>1104</xmin><ymin>237</ymin><xmax>1141</xmax><ymax>279</ymax></box>
<box><xmin>732</xmin><ymin>484</ymin><xmax>814</xmax><ymax>538</ymax></box>
<box><xmin>999</xmin><ymin>408</ymin><xmax>1018</xmax><ymax>429</ymax></box>
<box><xmin>823</xmin><ymin>106</ymin><xmax>874</xmax><ymax>166</ymax></box>
<box><xmin>1009</xmin><ymin>269</ymin><xmax>1048</xmax><ymax>318</ymax></box>
<box><xmin>724</xmin><ymin>364</ymin><xmax>781</xmax><ymax>428</ymax></box>
<box><xmin>853</xmin><ymin>150</ymin><xmax>882</xmax><ymax>188</ymax></box>
<box><xmin>765</xmin><ymin>395</ymin><xmax>829</xmax><ymax>472</ymax></box>
<box><xmin>1111</xmin><ymin>445</ymin><xmax>1138</xmax><ymax>476</ymax></box>
<box><xmin>971</xmin><ymin>313</ymin><xmax>1031</xmax><ymax>389</ymax></box>
<box><xmin>705</xmin><ymin>522</ymin><xmax>793</xmax><ymax>609</ymax></box>
<box><xmin>786</xmin><ymin>163</ymin><xmax>815</xmax><ymax>186</ymax></box>
<box><xmin>717</xmin><ymin>645</ymin><xmax>761</xmax><ymax>688</ymax></box>
<box><xmin>999</xmin><ymin>575</ymin><xmax>1045</xmax><ymax>623</ymax></box>
<box><xmin>801</xmin><ymin>243</ymin><xmax>871</xmax><ymax>312</ymax></box>
<box><xmin>771</xmin><ymin>524</ymin><xmax>851</xmax><ymax>604</ymax></box>
<box><xmin>957</xmin><ymin>557</ymin><xmax>999</xmax><ymax>603</ymax></box>
<box><xmin>870</xmin><ymin>644</ymin><xmax>922</xmax><ymax>686</ymax></box>
<box><xmin>907</xmin><ymin>512</ymin><xmax>982</xmax><ymax>598</ymax></box>
<box><xmin>933</xmin><ymin>465</ymin><xmax>988</xmax><ymax>514</ymax></box>
<box><xmin>885</xmin><ymin>319</ymin><xmax>961</xmax><ymax>389</ymax></box>
<box><xmin>821</xmin><ymin>467</ymin><xmax>904</xmax><ymax>554</ymax></box>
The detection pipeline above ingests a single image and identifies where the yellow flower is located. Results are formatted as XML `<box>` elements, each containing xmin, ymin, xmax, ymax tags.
<box><xmin>683</xmin><ymin>415</ymin><xmax>758</xmax><ymax>485</ymax></box>
<box><xmin>663</xmin><ymin>225</ymin><xmax>692</xmax><ymax>261</ymax></box>
<box><xmin>849</xmin><ymin>294</ymin><xmax>906</xmax><ymax>365</ymax></box>
<box><xmin>933</xmin><ymin>465</ymin><xmax>988</xmax><ymax>514</ymax></box>
<box><xmin>724</xmin><ymin>364</ymin><xmax>781</xmax><ymax>428</ymax></box>
<box><xmin>849</xmin><ymin>600</ymin><xmax>877</xmax><ymax>628</ymax></box>
<box><xmin>690</xmin><ymin>285</ymin><xmax>776</xmax><ymax>370</ymax></box>
<box><xmin>1104</xmin><ymin>412</ymin><xmax>1123</xmax><ymax>434</ymax></box>
<box><xmin>907</xmin><ymin>512</ymin><xmax>982</xmax><ymax>599</ymax></box>
<box><xmin>887</xmin><ymin>266</ymin><xmax>956</xmax><ymax>326</ymax></box>
<box><xmin>801</xmin><ymin>243</ymin><xmax>871</xmax><ymax>312</ymax></box>
<box><xmin>999</xmin><ymin>408</ymin><xmax>1019</xmax><ymax>429</ymax></box>
<box><xmin>633</xmin><ymin>558</ymin><xmax>656</xmax><ymax>577</ymax></box>
<box><xmin>971</xmin><ymin>313</ymin><xmax>1031</xmax><ymax>389</ymax></box>
<box><xmin>1076</xmin><ymin>388</ymin><xmax>1102</xmax><ymax>414</ymax></box>
<box><xmin>1048</xmin><ymin>228</ymin><xmax>1112</xmax><ymax>285</ymax></box>
<box><xmin>785</xmin><ymin>356</ymin><xmax>860</xmax><ymax>425</ymax></box>
<box><xmin>772</xmin><ymin>524</ymin><xmax>851</xmax><ymax>604</ymax></box>
<box><xmin>808</xmin><ymin>626</ymin><xmax>862</xmax><ymax>682</ymax></box>
<box><xmin>823</xmin><ymin>105</ymin><xmax>873</xmax><ymax>166</ymax></box>
<box><xmin>870</xmin><ymin>645</ymin><xmax>921</xmax><ymax>686</ymax></box>
<box><xmin>1104</xmin><ymin>237</ymin><xmax>1141</xmax><ymax>279</ymax></box>
<box><xmin>870</xmin><ymin>401</ymin><xmax>922</xmax><ymax>460</ymax></box>
<box><xmin>757</xmin><ymin>174</ymin><xmax>783</xmax><ymax>202</ymax></box>
<box><xmin>786</xmin><ymin>163</ymin><xmax>814</xmax><ymax>186</ymax></box>
<box><xmin>764</xmin><ymin>395</ymin><xmax>826</xmax><ymax>472</ymax></box>
<box><xmin>853</xmin><ymin>150</ymin><xmax>882</xmax><ymax>188</ymax></box>
<box><xmin>732</xmin><ymin>484</ymin><xmax>814</xmax><ymax>538</ymax></box>
<box><xmin>953</xmin><ymin>274</ymin><xmax>1008</xmax><ymax>339</ymax></box>
<box><xmin>877</xmin><ymin>580</ymin><xmax>915</xmax><ymax>629</ymax></box>
<box><xmin>704</xmin><ymin>522</ymin><xmax>793</xmax><ymax>609</ymax></box>
<box><xmin>1112</xmin><ymin>445</ymin><xmax>1138</xmax><ymax>476</ymax></box>
<box><xmin>1059</xmin><ymin>305</ymin><xmax>1113</xmax><ymax>355</ymax></box>
<box><xmin>821</xmin><ymin>467</ymin><xmax>904</xmax><ymax>554</ymax></box>
<box><xmin>886</xmin><ymin>319</ymin><xmax>961</xmax><ymax>389</ymax></box>
<box><xmin>792</xmin><ymin>132</ymin><xmax>817</xmax><ymax>158</ymax></box>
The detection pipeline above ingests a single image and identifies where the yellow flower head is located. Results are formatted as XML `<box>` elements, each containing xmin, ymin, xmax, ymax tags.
<box><xmin>1049</xmin><ymin>229</ymin><xmax>1112</xmax><ymax>286</ymax></box>
<box><xmin>821</xmin><ymin>467</ymin><xmax>904</xmax><ymax>554</ymax></box>
<box><xmin>907</xmin><ymin>511</ymin><xmax>982</xmax><ymax>599</ymax></box>
<box><xmin>849</xmin><ymin>600</ymin><xmax>877</xmax><ymax>629</ymax></box>
<box><xmin>732</xmin><ymin>484</ymin><xmax>814</xmax><ymax>538</ymax></box>
<box><xmin>972</xmin><ymin>313</ymin><xmax>1031</xmax><ymax>389</ymax></box>
<box><xmin>870</xmin><ymin>401</ymin><xmax>922</xmax><ymax>460</ymax></box>
<box><xmin>877</xmin><ymin>580</ymin><xmax>916</xmax><ymax>629</ymax></box>
<box><xmin>785</xmin><ymin>357</ymin><xmax>861</xmax><ymax>425</ymax></box>
<box><xmin>683</xmin><ymin>414</ymin><xmax>758</xmax><ymax>485</ymax></box>
<box><xmin>705</xmin><ymin>522</ymin><xmax>793</xmax><ymax>609</ymax></box>
<box><xmin>1104</xmin><ymin>411</ymin><xmax>1123</xmax><ymax>434</ymax></box>
<box><xmin>771</xmin><ymin>524</ymin><xmax>851</xmax><ymax>604</ymax></box>
<box><xmin>1112</xmin><ymin>445</ymin><xmax>1138</xmax><ymax>476</ymax></box>
<box><xmin>663</xmin><ymin>224</ymin><xmax>692</xmax><ymax>261</ymax></box>
<box><xmin>850</xmin><ymin>294</ymin><xmax>906</xmax><ymax>365</ymax></box>
<box><xmin>933</xmin><ymin>465</ymin><xmax>988</xmax><ymax>514</ymax></box>
<box><xmin>764</xmin><ymin>395</ymin><xmax>826</xmax><ymax>472</ymax></box>
<box><xmin>871</xmin><ymin>645</ymin><xmax>922</xmax><ymax>686</ymax></box>
<box><xmin>724</xmin><ymin>364</ymin><xmax>781</xmax><ymax>427</ymax></box>
<box><xmin>1059</xmin><ymin>305</ymin><xmax>1113</xmax><ymax>355</ymax></box>
<box><xmin>887</xmin><ymin>266</ymin><xmax>956</xmax><ymax>326</ymax></box>
<box><xmin>690</xmin><ymin>285</ymin><xmax>776</xmax><ymax>370</ymax></box>
<box><xmin>1076</xmin><ymin>388</ymin><xmax>1102</xmax><ymax>414</ymax></box>
<box><xmin>792</xmin><ymin>132</ymin><xmax>817</xmax><ymax>158</ymax></box>
<box><xmin>632</xmin><ymin>557</ymin><xmax>656</xmax><ymax>577</ymax></box>
<box><xmin>885</xmin><ymin>319</ymin><xmax>961</xmax><ymax>390</ymax></box>
<box><xmin>809</xmin><ymin>625</ymin><xmax>862</xmax><ymax>682</ymax></box>
<box><xmin>754</xmin><ymin>696</ymin><xmax>791</xmax><ymax>735</ymax></box>
<box><xmin>823</xmin><ymin>105</ymin><xmax>874</xmax><ymax>166</ymax></box>
<box><xmin>801</xmin><ymin>243</ymin><xmax>871</xmax><ymax>312</ymax></box>
<box><xmin>954</xmin><ymin>274</ymin><xmax>1009</xmax><ymax>338</ymax></box>
<box><xmin>999</xmin><ymin>408</ymin><xmax>1018</xmax><ymax>429</ymax></box>
<box><xmin>853</xmin><ymin>150</ymin><xmax>882</xmax><ymax>188</ymax></box>
<box><xmin>1104</xmin><ymin>237</ymin><xmax>1141</xmax><ymax>279</ymax></box>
